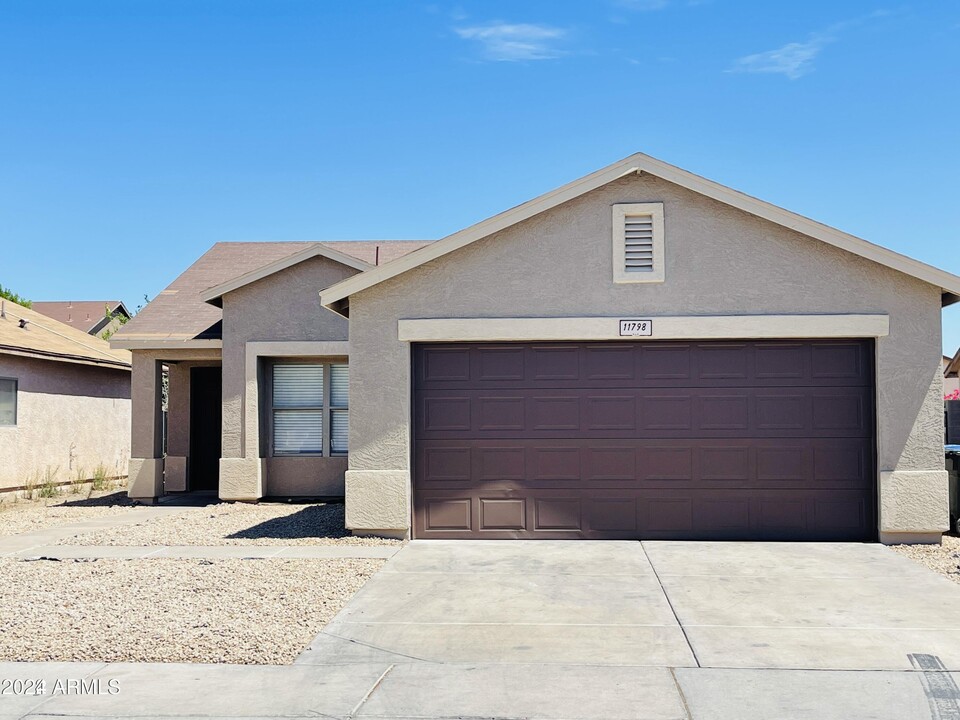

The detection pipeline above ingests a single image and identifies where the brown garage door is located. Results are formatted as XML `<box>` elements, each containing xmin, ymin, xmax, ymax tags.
<box><xmin>412</xmin><ymin>340</ymin><xmax>876</xmax><ymax>541</ymax></box>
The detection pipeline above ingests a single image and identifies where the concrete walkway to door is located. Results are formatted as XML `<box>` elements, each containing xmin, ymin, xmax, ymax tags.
<box><xmin>293</xmin><ymin>539</ymin><xmax>960</xmax><ymax>719</ymax></box>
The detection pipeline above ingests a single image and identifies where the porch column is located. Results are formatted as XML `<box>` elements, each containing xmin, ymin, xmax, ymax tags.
<box><xmin>127</xmin><ymin>352</ymin><xmax>164</xmax><ymax>501</ymax></box>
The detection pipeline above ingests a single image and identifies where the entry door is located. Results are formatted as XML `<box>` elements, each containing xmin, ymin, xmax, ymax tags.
<box><xmin>412</xmin><ymin>340</ymin><xmax>876</xmax><ymax>541</ymax></box>
<box><xmin>189</xmin><ymin>367</ymin><xmax>222</xmax><ymax>492</ymax></box>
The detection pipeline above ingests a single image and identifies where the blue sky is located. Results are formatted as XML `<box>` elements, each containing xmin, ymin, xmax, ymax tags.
<box><xmin>2</xmin><ymin>1</ymin><xmax>959</xmax><ymax>351</ymax></box>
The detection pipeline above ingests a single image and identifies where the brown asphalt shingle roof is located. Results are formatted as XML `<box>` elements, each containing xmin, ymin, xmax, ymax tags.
<box><xmin>32</xmin><ymin>301</ymin><xmax>129</xmax><ymax>334</ymax></box>
<box><xmin>0</xmin><ymin>300</ymin><xmax>131</xmax><ymax>369</ymax></box>
<box><xmin>114</xmin><ymin>241</ymin><xmax>432</xmax><ymax>344</ymax></box>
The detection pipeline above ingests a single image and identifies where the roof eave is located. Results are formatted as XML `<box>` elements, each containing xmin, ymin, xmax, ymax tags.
<box><xmin>109</xmin><ymin>337</ymin><xmax>223</xmax><ymax>350</ymax></box>
<box><xmin>200</xmin><ymin>243</ymin><xmax>372</xmax><ymax>306</ymax></box>
<box><xmin>0</xmin><ymin>346</ymin><xmax>131</xmax><ymax>370</ymax></box>
<box><xmin>318</xmin><ymin>152</ymin><xmax>960</xmax><ymax>309</ymax></box>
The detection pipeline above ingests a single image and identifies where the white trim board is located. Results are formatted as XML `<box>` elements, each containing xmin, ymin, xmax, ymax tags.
<box><xmin>320</xmin><ymin>152</ymin><xmax>960</xmax><ymax>311</ymax></box>
<box><xmin>397</xmin><ymin>315</ymin><xmax>890</xmax><ymax>342</ymax></box>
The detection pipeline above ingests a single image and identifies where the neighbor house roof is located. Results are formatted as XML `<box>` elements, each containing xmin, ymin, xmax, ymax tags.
<box><xmin>946</xmin><ymin>349</ymin><xmax>960</xmax><ymax>378</ymax></box>
<box><xmin>319</xmin><ymin>152</ymin><xmax>960</xmax><ymax>314</ymax></box>
<box><xmin>32</xmin><ymin>300</ymin><xmax>130</xmax><ymax>335</ymax></box>
<box><xmin>0</xmin><ymin>300</ymin><xmax>131</xmax><ymax>369</ymax></box>
<box><xmin>111</xmin><ymin>241</ymin><xmax>431</xmax><ymax>349</ymax></box>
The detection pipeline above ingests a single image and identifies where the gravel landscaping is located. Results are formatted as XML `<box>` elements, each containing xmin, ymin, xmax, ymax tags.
<box><xmin>0</xmin><ymin>491</ymin><xmax>136</xmax><ymax>538</ymax></box>
<box><xmin>0</xmin><ymin>556</ymin><xmax>382</xmax><ymax>664</ymax></box>
<box><xmin>59</xmin><ymin>501</ymin><xmax>402</xmax><ymax>547</ymax></box>
<box><xmin>890</xmin><ymin>534</ymin><xmax>960</xmax><ymax>584</ymax></box>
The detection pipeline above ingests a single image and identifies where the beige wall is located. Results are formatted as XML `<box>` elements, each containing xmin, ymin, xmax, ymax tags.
<box><xmin>128</xmin><ymin>347</ymin><xmax>221</xmax><ymax>500</ymax></box>
<box><xmin>164</xmin><ymin>359</ymin><xmax>220</xmax><ymax>492</ymax></box>
<box><xmin>265</xmin><ymin>456</ymin><xmax>348</xmax><ymax>497</ymax></box>
<box><xmin>0</xmin><ymin>354</ymin><xmax>131</xmax><ymax>490</ymax></box>
<box><xmin>346</xmin><ymin>172</ymin><xmax>947</xmax><ymax>540</ymax></box>
<box><xmin>218</xmin><ymin>256</ymin><xmax>358</xmax><ymax>499</ymax></box>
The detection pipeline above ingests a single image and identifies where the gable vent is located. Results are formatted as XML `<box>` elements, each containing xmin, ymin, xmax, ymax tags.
<box><xmin>612</xmin><ymin>202</ymin><xmax>664</xmax><ymax>284</ymax></box>
<box><xmin>624</xmin><ymin>215</ymin><xmax>655</xmax><ymax>272</ymax></box>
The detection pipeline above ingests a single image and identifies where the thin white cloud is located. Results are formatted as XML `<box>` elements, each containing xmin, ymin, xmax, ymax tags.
<box><xmin>730</xmin><ymin>10</ymin><xmax>895</xmax><ymax>80</ymax></box>
<box><xmin>730</xmin><ymin>35</ymin><xmax>830</xmax><ymax>79</ymax></box>
<box><xmin>454</xmin><ymin>22</ymin><xmax>567</xmax><ymax>61</ymax></box>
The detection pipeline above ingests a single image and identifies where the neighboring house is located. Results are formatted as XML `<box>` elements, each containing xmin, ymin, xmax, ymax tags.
<box><xmin>945</xmin><ymin>351</ymin><xmax>960</xmax><ymax>396</ymax></box>
<box><xmin>0</xmin><ymin>299</ymin><xmax>132</xmax><ymax>492</ymax></box>
<box><xmin>113</xmin><ymin>153</ymin><xmax>960</xmax><ymax>544</ymax></box>
<box><xmin>33</xmin><ymin>300</ymin><xmax>131</xmax><ymax>338</ymax></box>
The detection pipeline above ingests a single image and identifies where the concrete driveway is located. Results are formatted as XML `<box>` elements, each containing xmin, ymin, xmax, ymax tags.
<box><xmin>294</xmin><ymin>540</ymin><xmax>960</xmax><ymax>719</ymax></box>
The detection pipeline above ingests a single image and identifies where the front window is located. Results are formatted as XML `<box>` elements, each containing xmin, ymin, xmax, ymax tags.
<box><xmin>0</xmin><ymin>378</ymin><xmax>16</xmax><ymax>426</ymax></box>
<box><xmin>271</xmin><ymin>362</ymin><xmax>348</xmax><ymax>456</ymax></box>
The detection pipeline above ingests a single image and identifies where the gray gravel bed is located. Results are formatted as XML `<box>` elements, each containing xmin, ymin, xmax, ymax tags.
<box><xmin>889</xmin><ymin>534</ymin><xmax>960</xmax><ymax>584</ymax></box>
<box><xmin>0</xmin><ymin>491</ymin><xmax>136</xmax><ymax>538</ymax></box>
<box><xmin>0</xmin><ymin>557</ymin><xmax>382</xmax><ymax>664</ymax></box>
<box><xmin>59</xmin><ymin>501</ymin><xmax>401</xmax><ymax>547</ymax></box>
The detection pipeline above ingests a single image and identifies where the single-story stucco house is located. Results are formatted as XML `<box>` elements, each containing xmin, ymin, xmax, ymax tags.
<box><xmin>112</xmin><ymin>153</ymin><xmax>960</xmax><ymax>544</ymax></box>
<box><xmin>0</xmin><ymin>299</ymin><xmax>132</xmax><ymax>492</ymax></box>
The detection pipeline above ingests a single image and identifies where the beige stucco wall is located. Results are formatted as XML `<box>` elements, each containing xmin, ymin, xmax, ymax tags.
<box><xmin>346</xmin><ymin>172</ymin><xmax>947</xmax><ymax>541</ymax></box>
<box><xmin>164</xmin><ymin>360</ymin><xmax>220</xmax><ymax>492</ymax></box>
<box><xmin>0</xmin><ymin>354</ymin><xmax>131</xmax><ymax>491</ymax></box>
<box><xmin>265</xmin><ymin>456</ymin><xmax>348</xmax><ymax>497</ymax></box>
<box><xmin>218</xmin><ymin>255</ymin><xmax>358</xmax><ymax>499</ymax></box>
<box><xmin>128</xmin><ymin>347</ymin><xmax>221</xmax><ymax>500</ymax></box>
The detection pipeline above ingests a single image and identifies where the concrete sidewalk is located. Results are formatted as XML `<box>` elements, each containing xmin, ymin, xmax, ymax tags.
<box><xmin>1</xmin><ymin>657</ymin><xmax>957</xmax><ymax>719</ymax></box>
<box><xmin>4</xmin><ymin>540</ymin><xmax>960</xmax><ymax>719</ymax></box>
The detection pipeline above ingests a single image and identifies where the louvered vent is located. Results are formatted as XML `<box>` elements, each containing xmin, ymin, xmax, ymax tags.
<box><xmin>624</xmin><ymin>215</ymin><xmax>655</xmax><ymax>273</ymax></box>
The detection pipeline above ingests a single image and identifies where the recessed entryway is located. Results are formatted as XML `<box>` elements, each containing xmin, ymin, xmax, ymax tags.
<box><xmin>189</xmin><ymin>366</ymin><xmax>222</xmax><ymax>492</ymax></box>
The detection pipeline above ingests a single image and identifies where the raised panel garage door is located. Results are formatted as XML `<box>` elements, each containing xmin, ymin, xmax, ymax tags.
<box><xmin>412</xmin><ymin>340</ymin><xmax>876</xmax><ymax>541</ymax></box>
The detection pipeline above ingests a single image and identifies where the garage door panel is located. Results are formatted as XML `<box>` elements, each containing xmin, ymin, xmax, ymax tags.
<box><xmin>530</xmin><ymin>345</ymin><xmax>581</xmax><ymax>380</ymax></box>
<box><xmin>413</xmin><ymin>340</ymin><xmax>876</xmax><ymax>540</ymax></box>
<box><xmin>480</xmin><ymin>498</ymin><xmax>527</xmax><ymax>530</ymax></box>
<box><xmin>417</xmin><ymin>387</ymin><xmax>873</xmax><ymax>439</ymax></box>
<box><xmin>476</xmin><ymin>446</ymin><xmax>526</xmax><ymax>481</ymax></box>
<box><xmin>694</xmin><ymin>343</ymin><xmax>752</xmax><ymax>380</ymax></box>
<box><xmin>413</xmin><ymin>341</ymin><xmax>874</xmax><ymax>390</ymax></box>
<box><xmin>416</xmin><ymin>438</ymin><xmax>872</xmax><ymax>491</ymax></box>
<box><xmin>587</xmin><ymin>497</ymin><xmax>640</xmax><ymax>532</ymax></box>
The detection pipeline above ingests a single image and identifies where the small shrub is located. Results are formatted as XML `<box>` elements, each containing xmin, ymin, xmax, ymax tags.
<box><xmin>92</xmin><ymin>464</ymin><xmax>110</xmax><ymax>492</ymax></box>
<box><xmin>21</xmin><ymin>470</ymin><xmax>40</xmax><ymax>501</ymax></box>
<box><xmin>38</xmin><ymin>466</ymin><xmax>61</xmax><ymax>498</ymax></box>
<box><xmin>71</xmin><ymin>466</ymin><xmax>86</xmax><ymax>494</ymax></box>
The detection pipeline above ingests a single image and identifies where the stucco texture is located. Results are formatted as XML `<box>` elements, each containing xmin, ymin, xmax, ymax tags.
<box><xmin>346</xmin><ymin>172</ymin><xmax>946</xmax><ymax>537</ymax></box>
<box><xmin>218</xmin><ymin>256</ymin><xmax>358</xmax><ymax>498</ymax></box>
<box><xmin>0</xmin><ymin>354</ymin><xmax>131</xmax><ymax>490</ymax></box>
<box><xmin>128</xmin><ymin>348</ymin><xmax>221</xmax><ymax>499</ymax></box>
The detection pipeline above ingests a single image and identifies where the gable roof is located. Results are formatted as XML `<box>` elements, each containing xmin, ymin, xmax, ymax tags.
<box><xmin>32</xmin><ymin>300</ymin><xmax>130</xmax><ymax>334</ymax></box>
<box><xmin>111</xmin><ymin>240</ymin><xmax>432</xmax><ymax>349</ymax></box>
<box><xmin>946</xmin><ymin>348</ymin><xmax>960</xmax><ymax>379</ymax></box>
<box><xmin>0</xmin><ymin>300</ymin><xmax>131</xmax><ymax>369</ymax></box>
<box><xmin>319</xmin><ymin>152</ymin><xmax>960</xmax><ymax>314</ymax></box>
<box><xmin>199</xmin><ymin>242</ymin><xmax>372</xmax><ymax>307</ymax></box>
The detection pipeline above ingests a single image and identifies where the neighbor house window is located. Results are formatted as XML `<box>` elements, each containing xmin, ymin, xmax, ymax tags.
<box><xmin>0</xmin><ymin>378</ymin><xmax>17</xmax><ymax>426</ymax></box>
<box><xmin>271</xmin><ymin>362</ymin><xmax>348</xmax><ymax>456</ymax></box>
<box><xmin>612</xmin><ymin>202</ymin><xmax>665</xmax><ymax>284</ymax></box>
